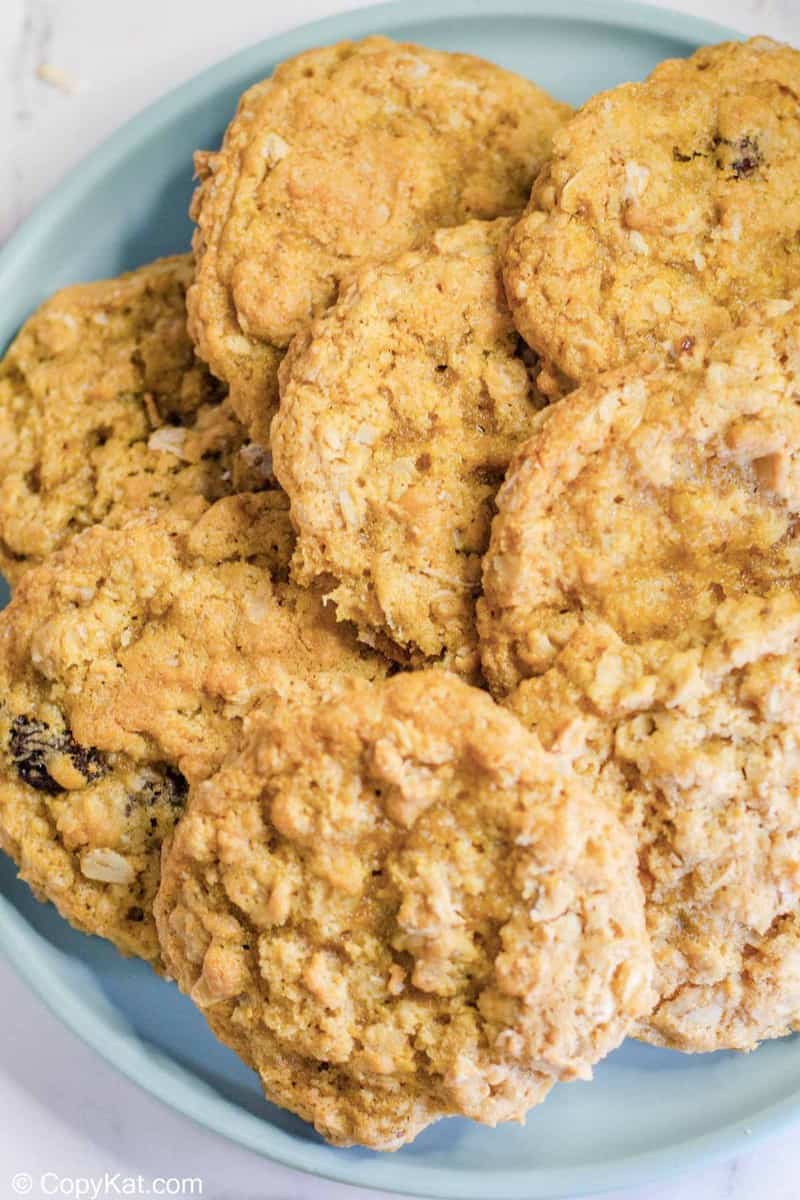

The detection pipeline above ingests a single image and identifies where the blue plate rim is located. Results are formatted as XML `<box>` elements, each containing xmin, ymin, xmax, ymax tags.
<box><xmin>6</xmin><ymin>2</ymin><xmax>797</xmax><ymax>1197</ymax></box>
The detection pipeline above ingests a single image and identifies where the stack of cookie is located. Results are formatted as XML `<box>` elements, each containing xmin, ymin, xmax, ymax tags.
<box><xmin>1</xmin><ymin>33</ymin><xmax>799</xmax><ymax>1150</ymax></box>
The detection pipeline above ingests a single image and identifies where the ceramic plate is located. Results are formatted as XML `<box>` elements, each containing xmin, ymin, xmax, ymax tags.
<box><xmin>2</xmin><ymin>3</ymin><xmax>799</xmax><ymax>1197</ymax></box>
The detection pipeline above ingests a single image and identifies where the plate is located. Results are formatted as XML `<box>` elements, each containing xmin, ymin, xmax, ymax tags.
<box><xmin>2</xmin><ymin>3</ymin><xmax>799</xmax><ymax>1197</ymax></box>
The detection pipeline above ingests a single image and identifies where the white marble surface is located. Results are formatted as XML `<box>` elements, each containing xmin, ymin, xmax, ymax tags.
<box><xmin>2</xmin><ymin>1</ymin><xmax>800</xmax><ymax>1197</ymax></box>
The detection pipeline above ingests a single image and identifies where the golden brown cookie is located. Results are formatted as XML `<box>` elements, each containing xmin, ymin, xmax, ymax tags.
<box><xmin>0</xmin><ymin>256</ymin><xmax>274</xmax><ymax>585</ymax></box>
<box><xmin>156</xmin><ymin>670</ymin><xmax>653</xmax><ymax>1149</ymax></box>
<box><xmin>0</xmin><ymin>493</ymin><xmax>387</xmax><ymax>964</ymax></box>
<box><xmin>188</xmin><ymin>36</ymin><xmax>570</xmax><ymax>442</ymax></box>
<box><xmin>272</xmin><ymin>220</ymin><xmax>546</xmax><ymax>677</ymax></box>
<box><xmin>503</xmin><ymin>38</ymin><xmax>800</xmax><ymax>387</ymax></box>
<box><xmin>479</xmin><ymin>296</ymin><xmax>800</xmax><ymax>1051</ymax></box>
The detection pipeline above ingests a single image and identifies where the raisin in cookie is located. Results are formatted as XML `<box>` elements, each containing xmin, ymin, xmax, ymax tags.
<box><xmin>0</xmin><ymin>256</ymin><xmax>273</xmax><ymax>585</ymax></box>
<box><xmin>503</xmin><ymin>38</ymin><xmax>800</xmax><ymax>387</ymax></box>
<box><xmin>273</xmin><ymin>220</ymin><xmax>546</xmax><ymax>678</ymax></box>
<box><xmin>479</xmin><ymin>296</ymin><xmax>800</xmax><ymax>1052</ymax></box>
<box><xmin>156</xmin><ymin>670</ymin><xmax>652</xmax><ymax>1149</ymax></box>
<box><xmin>188</xmin><ymin>36</ymin><xmax>569</xmax><ymax>443</ymax></box>
<box><xmin>0</xmin><ymin>493</ymin><xmax>387</xmax><ymax>964</ymax></box>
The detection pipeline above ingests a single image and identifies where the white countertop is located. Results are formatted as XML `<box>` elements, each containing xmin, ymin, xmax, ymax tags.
<box><xmin>1</xmin><ymin>1</ymin><xmax>800</xmax><ymax>1197</ymax></box>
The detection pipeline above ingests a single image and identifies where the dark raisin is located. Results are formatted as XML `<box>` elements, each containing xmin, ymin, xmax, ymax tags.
<box><xmin>139</xmin><ymin>764</ymin><xmax>188</xmax><ymax>809</ymax></box>
<box><xmin>9</xmin><ymin>716</ymin><xmax>107</xmax><ymax>795</ymax></box>
<box><xmin>731</xmin><ymin>137</ymin><xmax>762</xmax><ymax>178</ymax></box>
<box><xmin>716</xmin><ymin>133</ymin><xmax>764</xmax><ymax>179</ymax></box>
<box><xmin>10</xmin><ymin>718</ymin><xmax>60</xmax><ymax>794</ymax></box>
<box><xmin>672</xmin><ymin>146</ymin><xmax>706</xmax><ymax>163</ymax></box>
<box><xmin>66</xmin><ymin>742</ymin><xmax>105</xmax><ymax>784</ymax></box>
<box><xmin>733</xmin><ymin>159</ymin><xmax>755</xmax><ymax>176</ymax></box>
<box><xmin>162</xmin><ymin>764</ymin><xmax>189</xmax><ymax>806</ymax></box>
<box><xmin>680</xmin><ymin>336</ymin><xmax>695</xmax><ymax>354</ymax></box>
<box><xmin>126</xmin><ymin>906</ymin><xmax>145</xmax><ymax>923</ymax></box>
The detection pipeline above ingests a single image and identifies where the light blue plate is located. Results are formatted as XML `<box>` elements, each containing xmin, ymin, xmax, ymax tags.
<box><xmin>2</xmin><ymin>2</ymin><xmax>798</xmax><ymax>1196</ymax></box>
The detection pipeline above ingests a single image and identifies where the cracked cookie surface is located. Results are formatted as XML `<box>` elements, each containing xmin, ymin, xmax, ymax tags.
<box><xmin>479</xmin><ymin>297</ymin><xmax>800</xmax><ymax>1051</ymax></box>
<box><xmin>273</xmin><ymin>220</ymin><xmax>546</xmax><ymax>677</ymax></box>
<box><xmin>503</xmin><ymin>38</ymin><xmax>800</xmax><ymax>386</ymax></box>
<box><xmin>188</xmin><ymin>36</ymin><xmax>569</xmax><ymax>442</ymax></box>
<box><xmin>0</xmin><ymin>255</ymin><xmax>274</xmax><ymax>585</ymax></box>
<box><xmin>156</xmin><ymin>670</ymin><xmax>652</xmax><ymax>1149</ymax></box>
<box><xmin>0</xmin><ymin>494</ymin><xmax>387</xmax><ymax>964</ymax></box>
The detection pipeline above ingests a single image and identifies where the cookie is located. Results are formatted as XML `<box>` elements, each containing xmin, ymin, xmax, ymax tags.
<box><xmin>188</xmin><ymin>36</ymin><xmax>569</xmax><ymax>442</ymax></box>
<box><xmin>156</xmin><ymin>670</ymin><xmax>652</xmax><ymax>1148</ymax></box>
<box><xmin>0</xmin><ymin>256</ymin><xmax>273</xmax><ymax>585</ymax></box>
<box><xmin>273</xmin><ymin>219</ymin><xmax>546</xmax><ymax>677</ymax></box>
<box><xmin>503</xmin><ymin>38</ymin><xmax>800</xmax><ymax>387</ymax></box>
<box><xmin>0</xmin><ymin>493</ymin><xmax>387</xmax><ymax>964</ymax></box>
<box><xmin>479</xmin><ymin>297</ymin><xmax>800</xmax><ymax>1051</ymax></box>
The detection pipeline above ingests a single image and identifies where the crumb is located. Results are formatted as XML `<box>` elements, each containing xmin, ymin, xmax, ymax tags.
<box><xmin>36</xmin><ymin>63</ymin><xmax>83</xmax><ymax>96</ymax></box>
